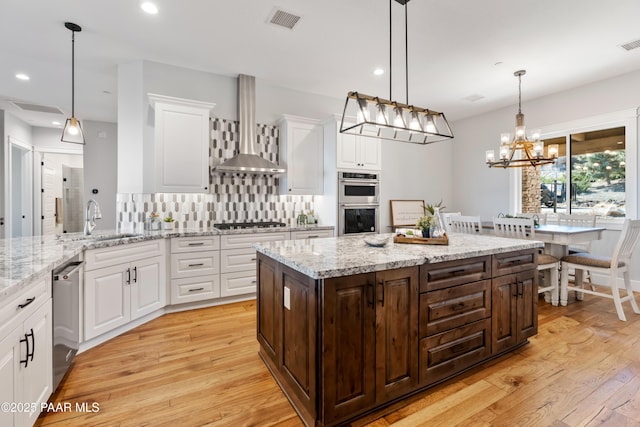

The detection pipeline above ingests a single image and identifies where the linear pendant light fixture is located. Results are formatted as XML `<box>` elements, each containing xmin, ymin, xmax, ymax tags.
<box><xmin>485</xmin><ymin>70</ymin><xmax>558</xmax><ymax>168</ymax></box>
<box><xmin>61</xmin><ymin>22</ymin><xmax>85</xmax><ymax>145</ymax></box>
<box><xmin>339</xmin><ymin>0</ymin><xmax>453</xmax><ymax>145</ymax></box>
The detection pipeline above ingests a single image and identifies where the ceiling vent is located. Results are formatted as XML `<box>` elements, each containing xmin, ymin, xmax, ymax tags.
<box><xmin>620</xmin><ymin>39</ymin><xmax>640</xmax><ymax>51</ymax></box>
<box><xmin>11</xmin><ymin>101</ymin><xmax>64</xmax><ymax>115</ymax></box>
<box><xmin>463</xmin><ymin>94</ymin><xmax>485</xmax><ymax>102</ymax></box>
<box><xmin>267</xmin><ymin>8</ymin><xmax>301</xmax><ymax>30</ymax></box>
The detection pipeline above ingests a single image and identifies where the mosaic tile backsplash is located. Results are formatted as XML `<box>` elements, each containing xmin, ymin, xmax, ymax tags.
<box><xmin>117</xmin><ymin>118</ymin><xmax>316</xmax><ymax>231</ymax></box>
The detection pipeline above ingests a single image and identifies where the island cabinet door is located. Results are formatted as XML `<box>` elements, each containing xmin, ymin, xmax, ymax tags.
<box><xmin>375</xmin><ymin>266</ymin><xmax>420</xmax><ymax>403</ymax></box>
<box><xmin>321</xmin><ymin>273</ymin><xmax>376</xmax><ymax>424</ymax></box>
<box><xmin>491</xmin><ymin>269</ymin><xmax>538</xmax><ymax>354</ymax></box>
<box><xmin>257</xmin><ymin>254</ymin><xmax>280</xmax><ymax>365</ymax></box>
<box><xmin>280</xmin><ymin>265</ymin><xmax>318</xmax><ymax>423</ymax></box>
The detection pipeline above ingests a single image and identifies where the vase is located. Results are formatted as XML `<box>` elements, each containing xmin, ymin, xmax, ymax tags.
<box><xmin>422</xmin><ymin>229</ymin><xmax>430</xmax><ymax>238</ymax></box>
<box><xmin>162</xmin><ymin>222</ymin><xmax>174</xmax><ymax>230</ymax></box>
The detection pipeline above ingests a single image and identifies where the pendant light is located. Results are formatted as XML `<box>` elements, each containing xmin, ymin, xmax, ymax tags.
<box><xmin>61</xmin><ymin>22</ymin><xmax>85</xmax><ymax>145</ymax></box>
<box><xmin>485</xmin><ymin>70</ymin><xmax>558</xmax><ymax>168</ymax></box>
<box><xmin>339</xmin><ymin>0</ymin><xmax>454</xmax><ymax>145</ymax></box>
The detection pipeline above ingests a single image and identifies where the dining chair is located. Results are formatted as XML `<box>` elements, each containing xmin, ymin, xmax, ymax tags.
<box><xmin>493</xmin><ymin>217</ymin><xmax>560</xmax><ymax>305</ymax></box>
<box><xmin>449</xmin><ymin>215</ymin><xmax>482</xmax><ymax>234</ymax></box>
<box><xmin>557</xmin><ymin>213</ymin><xmax>597</xmax><ymax>253</ymax></box>
<box><xmin>560</xmin><ymin>219</ymin><xmax>640</xmax><ymax>321</ymax></box>
<box><xmin>440</xmin><ymin>212</ymin><xmax>461</xmax><ymax>233</ymax></box>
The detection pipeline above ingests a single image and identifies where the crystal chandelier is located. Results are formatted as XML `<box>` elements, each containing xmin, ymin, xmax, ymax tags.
<box><xmin>339</xmin><ymin>0</ymin><xmax>454</xmax><ymax>145</ymax></box>
<box><xmin>486</xmin><ymin>70</ymin><xmax>558</xmax><ymax>168</ymax></box>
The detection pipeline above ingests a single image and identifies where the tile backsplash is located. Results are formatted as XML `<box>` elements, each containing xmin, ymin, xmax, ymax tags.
<box><xmin>116</xmin><ymin>118</ymin><xmax>316</xmax><ymax>231</ymax></box>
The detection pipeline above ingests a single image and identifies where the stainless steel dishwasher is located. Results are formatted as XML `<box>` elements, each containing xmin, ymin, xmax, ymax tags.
<box><xmin>52</xmin><ymin>257</ymin><xmax>83</xmax><ymax>391</ymax></box>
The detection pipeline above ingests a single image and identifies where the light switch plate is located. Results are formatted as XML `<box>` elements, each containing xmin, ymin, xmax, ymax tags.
<box><xmin>284</xmin><ymin>286</ymin><xmax>291</xmax><ymax>310</ymax></box>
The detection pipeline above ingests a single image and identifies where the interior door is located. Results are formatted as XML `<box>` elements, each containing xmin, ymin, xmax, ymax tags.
<box><xmin>5</xmin><ymin>137</ymin><xmax>33</xmax><ymax>238</ymax></box>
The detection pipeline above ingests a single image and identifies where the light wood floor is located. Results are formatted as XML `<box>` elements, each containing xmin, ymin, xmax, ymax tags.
<box><xmin>37</xmin><ymin>294</ymin><xmax>640</xmax><ymax>427</ymax></box>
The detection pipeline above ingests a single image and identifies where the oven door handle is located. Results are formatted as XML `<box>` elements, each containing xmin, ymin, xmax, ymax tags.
<box><xmin>339</xmin><ymin>179</ymin><xmax>380</xmax><ymax>186</ymax></box>
<box><xmin>340</xmin><ymin>203</ymin><xmax>380</xmax><ymax>208</ymax></box>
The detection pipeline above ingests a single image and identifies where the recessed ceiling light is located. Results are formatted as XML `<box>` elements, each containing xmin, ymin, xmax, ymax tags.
<box><xmin>52</xmin><ymin>121</ymin><xmax>62</xmax><ymax>126</ymax></box>
<box><xmin>16</xmin><ymin>73</ymin><xmax>30</xmax><ymax>81</ymax></box>
<box><xmin>373</xmin><ymin>68</ymin><xmax>385</xmax><ymax>76</ymax></box>
<box><xmin>141</xmin><ymin>2</ymin><xmax>158</xmax><ymax>14</ymax></box>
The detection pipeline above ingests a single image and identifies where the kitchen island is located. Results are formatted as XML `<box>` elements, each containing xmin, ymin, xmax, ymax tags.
<box><xmin>254</xmin><ymin>232</ymin><xmax>543</xmax><ymax>427</ymax></box>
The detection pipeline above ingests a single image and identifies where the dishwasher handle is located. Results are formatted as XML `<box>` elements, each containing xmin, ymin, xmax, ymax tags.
<box><xmin>53</xmin><ymin>261</ymin><xmax>84</xmax><ymax>281</ymax></box>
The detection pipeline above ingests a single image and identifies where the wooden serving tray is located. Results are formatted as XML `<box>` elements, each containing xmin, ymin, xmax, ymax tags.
<box><xmin>393</xmin><ymin>233</ymin><xmax>449</xmax><ymax>245</ymax></box>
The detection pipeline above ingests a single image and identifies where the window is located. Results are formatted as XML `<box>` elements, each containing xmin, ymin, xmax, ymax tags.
<box><xmin>540</xmin><ymin>127</ymin><xmax>626</xmax><ymax>217</ymax></box>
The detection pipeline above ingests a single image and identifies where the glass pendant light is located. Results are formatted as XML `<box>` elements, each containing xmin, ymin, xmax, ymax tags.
<box><xmin>61</xmin><ymin>22</ymin><xmax>86</xmax><ymax>145</ymax></box>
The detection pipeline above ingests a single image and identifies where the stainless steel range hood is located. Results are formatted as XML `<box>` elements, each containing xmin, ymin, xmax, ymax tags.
<box><xmin>213</xmin><ymin>74</ymin><xmax>286</xmax><ymax>174</ymax></box>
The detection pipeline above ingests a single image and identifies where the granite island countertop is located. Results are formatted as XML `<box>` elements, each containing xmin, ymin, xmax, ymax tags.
<box><xmin>0</xmin><ymin>224</ymin><xmax>334</xmax><ymax>306</ymax></box>
<box><xmin>253</xmin><ymin>232</ymin><xmax>544</xmax><ymax>279</ymax></box>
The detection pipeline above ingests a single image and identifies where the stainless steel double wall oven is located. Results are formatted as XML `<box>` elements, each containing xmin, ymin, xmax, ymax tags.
<box><xmin>338</xmin><ymin>171</ymin><xmax>380</xmax><ymax>235</ymax></box>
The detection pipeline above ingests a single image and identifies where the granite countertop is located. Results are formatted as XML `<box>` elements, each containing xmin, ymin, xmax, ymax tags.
<box><xmin>253</xmin><ymin>232</ymin><xmax>544</xmax><ymax>279</ymax></box>
<box><xmin>0</xmin><ymin>225</ymin><xmax>334</xmax><ymax>306</ymax></box>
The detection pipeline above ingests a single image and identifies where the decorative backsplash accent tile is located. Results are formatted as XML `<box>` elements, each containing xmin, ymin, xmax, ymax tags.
<box><xmin>117</xmin><ymin>118</ymin><xmax>316</xmax><ymax>231</ymax></box>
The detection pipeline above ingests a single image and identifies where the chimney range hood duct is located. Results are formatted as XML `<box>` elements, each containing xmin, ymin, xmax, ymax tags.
<box><xmin>213</xmin><ymin>74</ymin><xmax>286</xmax><ymax>174</ymax></box>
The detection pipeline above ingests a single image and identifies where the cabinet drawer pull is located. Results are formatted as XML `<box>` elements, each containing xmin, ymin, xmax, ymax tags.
<box><xmin>451</xmin><ymin>343</ymin><xmax>467</xmax><ymax>354</ymax></box>
<box><xmin>188</xmin><ymin>263</ymin><xmax>205</xmax><ymax>267</ymax></box>
<box><xmin>18</xmin><ymin>297</ymin><xmax>35</xmax><ymax>309</ymax></box>
<box><xmin>251</xmin><ymin>280</ymin><xmax>257</xmax><ymax>284</ymax></box>
<box><xmin>188</xmin><ymin>287</ymin><xmax>205</xmax><ymax>292</ymax></box>
<box><xmin>133</xmin><ymin>266</ymin><xmax>138</xmax><ymax>283</ymax></box>
<box><xmin>126</xmin><ymin>268</ymin><xmax>131</xmax><ymax>285</ymax></box>
<box><xmin>187</xmin><ymin>242</ymin><xmax>205</xmax><ymax>246</ymax></box>
<box><xmin>306</xmin><ymin>235</ymin><xmax>320</xmax><ymax>239</ymax></box>
<box><xmin>451</xmin><ymin>302</ymin><xmax>466</xmax><ymax>311</ymax></box>
<box><xmin>250</xmin><ymin>258</ymin><xmax>256</xmax><ymax>261</ymax></box>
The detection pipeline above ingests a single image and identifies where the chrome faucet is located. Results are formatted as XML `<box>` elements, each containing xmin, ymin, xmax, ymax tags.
<box><xmin>84</xmin><ymin>199</ymin><xmax>102</xmax><ymax>235</ymax></box>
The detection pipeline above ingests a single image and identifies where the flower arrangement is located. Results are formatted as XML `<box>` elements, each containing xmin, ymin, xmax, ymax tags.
<box><xmin>416</xmin><ymin>215</ymin><xmax>433</xmax><ymax>237</ymax></box>
<box><xmin>164</xmin><ymin>215</ymin><xmax>174</xmax><ymax>223</ymax></box>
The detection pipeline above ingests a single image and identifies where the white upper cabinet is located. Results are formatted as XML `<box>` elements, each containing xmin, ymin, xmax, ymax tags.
<box><xmin>333</xmin><ymin>118</ymin><xmax>382</xmax><ymax>171</ymax></box>
<box><xmin>278</xmin><ymin>115</ymin><xmax>324</xmax><ymax>195</ymax></box>
<box><xmin>148</xmin><ymin>94</ymin><xmax>215</xmax><ymax>193</ymax></box>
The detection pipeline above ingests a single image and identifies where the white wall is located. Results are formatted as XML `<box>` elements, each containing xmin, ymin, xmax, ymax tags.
<box><xmin>451</xmin><ymin>69</ymin><xmax>640</xmax><ymax>287</ymax></box>
<box><xmin>451</xmin><ymin>69</ymin><xmax>640</xmax><ymax>219</ymax></box>
<box><xmin>118</xmin><ymin>60</ymin><xmax>347</xmax><ymax>193</ymax></box>
<box><xmin>379</xmin><ymin>138</ymin><xmax>454</xmax><ymax>230</ymax></box>
<box><xmin>83</xmin><ymin>120</ymin><xmax>118</xmax><ymax>230</ymax></box>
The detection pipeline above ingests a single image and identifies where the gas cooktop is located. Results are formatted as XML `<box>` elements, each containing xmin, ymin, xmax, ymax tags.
<box><xmin>213</xmin><ymin>221</ymin><xmax>287</xmax><ymax>230</ymax></box>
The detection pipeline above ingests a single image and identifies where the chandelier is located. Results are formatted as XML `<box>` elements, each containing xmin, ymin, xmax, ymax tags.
<box><xmin>339</xmin><ymin>0</ymin><xmax>454</xmax><ymax>145</ymax></box>
<box><xmin>485</xmin><ymin>70</ymin><xmax>558</xmax><ymax>168</ymax></box>
<box><xmin>61</xmin><ymin>22</ymin><xmax>85</xmax><ymax>145</ymax></box>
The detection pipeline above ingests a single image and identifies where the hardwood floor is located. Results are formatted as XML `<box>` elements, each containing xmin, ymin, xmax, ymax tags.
<box><xmin>37</xmin><ymin>294</ymin><xmax>640</xmax><ymax>427</ymax></box>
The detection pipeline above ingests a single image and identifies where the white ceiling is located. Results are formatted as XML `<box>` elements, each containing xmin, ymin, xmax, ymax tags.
<box><xmin>2</xmin><ymin>0</ymin><xmax>640</xmax><ymax>129</ymax></box>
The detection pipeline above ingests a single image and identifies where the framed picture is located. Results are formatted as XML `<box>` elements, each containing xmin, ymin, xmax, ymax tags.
<box><xmin>390</xmin><ymin>200</ymin><xmax>426</xmax><ymax>226</ymax></box>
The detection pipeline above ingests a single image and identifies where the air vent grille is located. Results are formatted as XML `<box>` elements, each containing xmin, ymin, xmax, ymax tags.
<box><xmin>11</xmin><ymin>101</ymin><xmax>64</xmax><ymax>115</ymax></box>
<box><xmin>268</xmin><ymin>9</ymin><xmax>301</xmax><ymax>30</ymax></box>
<box><xmin>620</xmin><ymin>39</ymin><xmax>640</xmax><ymax>51</ymax></box>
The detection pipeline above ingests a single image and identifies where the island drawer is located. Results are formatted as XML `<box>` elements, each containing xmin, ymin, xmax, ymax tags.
<box><xmin>420</xmin><ymin>256</ymin><xmax>491</xmax><ymax>292</ymax></box>
<box><xmin>419</xmin><ymin>317</ymin><xmax>492</xmax><ymax>385</ymax></box>
<box><xmin>419</xmin><ymin>280</ymin><xmax>491</xmax><ymax>338</ymax></box>
<box><xmin>492</xmin><ymin>249</ymin><xmax>537</xmax><ymax>277</ymax></box>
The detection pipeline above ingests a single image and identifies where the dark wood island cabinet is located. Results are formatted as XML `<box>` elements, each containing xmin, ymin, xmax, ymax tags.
<box><xmin>255</xmin><ymin>234</ymin><xmax>541</xmax><ymax>426</ymax></box>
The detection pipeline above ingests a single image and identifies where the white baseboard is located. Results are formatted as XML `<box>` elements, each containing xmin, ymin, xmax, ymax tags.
<box><xmin>585</xmin><ymin>272</ymin><xmax>640</xmax><ymax>292</ymax></box>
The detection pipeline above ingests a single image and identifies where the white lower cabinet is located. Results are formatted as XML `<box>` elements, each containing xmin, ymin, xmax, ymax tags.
<box><xmin>219</xmin><ymin>232</ymin><xmax>291</xmax><ymax>297</ymax></box>
<box><xmin>84</xmin><ymin>242</ymin><xmax>166</xmax><ymax>340</ymax></box>
<box><xmin>0</xmin><ymin>276</ymin><xmax>52</xmax><ymax>427</ymax></box>
<box><xmin>170</xmin><ymin>236</ymin><xmax>221</xmax><ymax>304</ymax></box>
